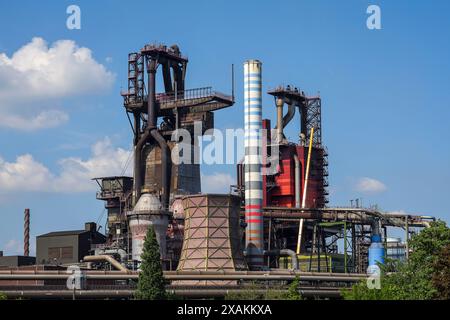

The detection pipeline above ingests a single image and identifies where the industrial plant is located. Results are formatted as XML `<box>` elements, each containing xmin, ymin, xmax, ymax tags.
<box><xmin>0</xmin><ymin>43</ymin><xmax>436</xmax><ymax>299</ymax></box>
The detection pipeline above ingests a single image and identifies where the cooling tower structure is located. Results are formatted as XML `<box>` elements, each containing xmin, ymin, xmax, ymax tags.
<box><xmin>244</xmin><ymin>60</ymin><xmax>264</xmax><ymax>269</ymax></box>
<box><xmin>177</xmin><ymin>194</ymin><xmax>247</xmax><ymax>271</ymax></box>
<box><xmin>127</xmin><ymin>193</ymin><xmax>168</xmax><ymax>262</ymax></box>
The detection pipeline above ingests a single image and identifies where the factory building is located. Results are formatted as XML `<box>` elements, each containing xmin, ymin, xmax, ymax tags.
<box><xmin>0</xmin><ymin>252</ymin><xmax>36</xmax><ymax>268</ymax></box>
<box><xmin>36</xmin><ymin>222</ymin><xmax>106</xmax><ymax>265</ymax></box>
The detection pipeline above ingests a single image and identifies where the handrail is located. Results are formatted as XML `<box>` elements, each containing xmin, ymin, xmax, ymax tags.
<box><xmin>124</xmin><ymin>87</ymin><xmax>233</xmax><ymax>106</ymax></box>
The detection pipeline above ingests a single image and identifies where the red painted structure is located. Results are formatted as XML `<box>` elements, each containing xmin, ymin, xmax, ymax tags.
<box><xmin>237</xmin><ymin>118</ymin><xmax>328</xmax><ymax>210</ymax></box>
<box><xmin>262</xmin><ymin>122</ymin><xmax>327</xmax><ymax>209</ymax></box>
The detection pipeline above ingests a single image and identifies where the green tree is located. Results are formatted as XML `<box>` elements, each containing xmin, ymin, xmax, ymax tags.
<box><xmin>135</xmin><ymin>226</ymin><xmax>167</xmax><ymax>300</ymax></box>
<box><xmin>0</xmin><ymin>292</ymin><xmax>6</xmax><ymax>300</ymax></box>
<box><xmin>342</xmin><ymin>220</ymin><xmax>450</xmax><ymax>300</ymax></box>
<box><xmin>432</xmin><ymin>244</ymin><xmax>450</xmax><ymax>299</ymax></box>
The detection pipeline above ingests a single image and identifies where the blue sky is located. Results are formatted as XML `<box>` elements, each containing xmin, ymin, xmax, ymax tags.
<box><xmin>0</xmin><ymin>0</ymin><xmax>449</xmax><ymax>255</ymax></box>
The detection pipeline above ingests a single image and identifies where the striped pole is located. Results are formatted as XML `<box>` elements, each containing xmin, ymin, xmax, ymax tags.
<box><xmin>24</xmin><ymin>208</ymin><xmax>30</xmax><ymax>257</ymax></box>
<box><xmin>244</xmin><ymin>60</ymin><xmax>264</xmax><ymax>269</ymax></box>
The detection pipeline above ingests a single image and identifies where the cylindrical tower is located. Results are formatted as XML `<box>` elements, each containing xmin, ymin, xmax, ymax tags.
<box><xmin>127</xmin><ymin>193</ymin><xmax>168</xmax><ymax>262</ymax></box>
<box><xmin>244</xmin><ymin>60</ymin><xmax>264</xmax><ymax>269</ymax></box>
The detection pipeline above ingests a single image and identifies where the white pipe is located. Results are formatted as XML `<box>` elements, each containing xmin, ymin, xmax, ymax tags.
<box><xmin>293</xmin><ymin>154</ymin><xmax>301</xmax><ymax>208</ymax></box>
<box><xmin>264</xmin><ymin>249</ymin><xmax>299</xmax><ymax>270</ymax></box>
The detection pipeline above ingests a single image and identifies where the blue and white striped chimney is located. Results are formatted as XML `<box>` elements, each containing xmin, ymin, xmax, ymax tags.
<box><xmin>244</xmin><ymin>60</ymin><xmax>264</xmax><ymax>269</ymax></box>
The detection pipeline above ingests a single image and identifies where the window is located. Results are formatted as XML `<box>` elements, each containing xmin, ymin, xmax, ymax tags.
<box><xmin>48</xmin><ymin>246</ymin><xmax>73</xmax><ymax>259</ymax></box>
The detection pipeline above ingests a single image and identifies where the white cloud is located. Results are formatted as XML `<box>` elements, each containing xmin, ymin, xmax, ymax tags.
<box><xmin>0</xmin><ymin>110</ymin><xmax>69</xmax><ymax>130</ymax></box>
<box><xmin>0</xmin><ymin>154</ymin><xmax>52</xmax><ymax>192</ymax></box>
<box><xmin>0</xmin><ymin>137</ymin><xmax>132</xmax><ymax>193</ymax></box>
<box><xmin>0</xmin><ymin>37</ymin><xmax>115</xmax><ymax>130</ymax></box>
<box><xmin>201</xmin><ymin>172</ymin><xmax>234</xmax><ymax>193</ymax></box>
<box><xmin>355</xmin><ymin>177</ymin><xmax>387</xmax><ymax>194</ymax></box>
<box><xmin>54</xmin><ymin>137</ymin><xmax>132</xmax><ymax>192</ymax></box>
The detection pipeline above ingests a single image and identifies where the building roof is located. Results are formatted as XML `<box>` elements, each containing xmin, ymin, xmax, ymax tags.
<box><xmin>0</xmin><ymin>255</ymin><xmax>36</xmax><ymax>267</ymax></box>
<box><xmin>37</xmin><ymin>230</ymin><xmax>89</xmax><ymax>238</ymax></box>
<box><xmin>91</xmin><ymin>176</ymin><xmax>132</xmax><ymax>181</ymax></box>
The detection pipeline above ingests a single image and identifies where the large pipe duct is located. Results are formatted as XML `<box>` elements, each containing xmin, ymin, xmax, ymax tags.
<box><xmin>264</xmin><ymin>249</ymin><xmax>299</xmax><ymax>270</ymax></box>
<box><xmin>0</xmin><ymin>270</ymin><xmax>367</xmax><ymax>281</ymax></box>
<box><xmin>147</xmin><ymin>59</ymin><xmax>157</xmax><ymax>129</ymax></box>
<box><xmin>24</xmin><ymin>208</ymin><xmax>30</xmax><ymax>257</ymax></box>
<box><xmin>133</xmin><ymin>130</ymin><xmax>151</xmax><ymax>202</ymax></box>
<box><xmin>276</xmin><ymin>98</ymin><xmax>284</xmax><ymax>143</ymax></box>
<box><xmin>94</xmin><ymin>248</ymin><xmax>128</xmax><ymax>263</ymax></box>
<box><xmin>150</xmin><ymin>129</ymin><xmax>171</xmax><ymax>211</ymax></box>
<box><xmin>244</xmin><ymin>60</ymin><xmax>264</xmax><ymax>269</ymax></box>
<box><xmin>83</xmin><ymin>255</ymin><xmax>130</xmax><ymax>273</ymax></box>
<box><xmin>283</xmin><ymin>104</ymin><xmax>296</xmax><ymax>128</ymax></box>
<box><xmin>274</xmin><ymin>103</ymin><xmax>296</xmax><ymax>133</ymax></box>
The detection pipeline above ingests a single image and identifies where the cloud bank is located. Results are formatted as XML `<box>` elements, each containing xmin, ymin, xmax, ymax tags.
<box><xmin>355</xmin><ymin>177</ymin><xmax>387</xmax><ymax>194</ymax></box>
<box><xmin>0</xmin><ymin>37</ymin><xmax>115</xmax><ymax>130</ymax></box>
<box><xmin>0</xmin><ymin>138</ymin><xmax>132</xmax><ymax>193</ymax></box>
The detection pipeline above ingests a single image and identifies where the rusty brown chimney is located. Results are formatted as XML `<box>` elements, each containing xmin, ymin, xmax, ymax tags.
<box><xmin>24</xmin><ymin>208</ymin><xmax>30</xmax><ymax>257</ymax></box>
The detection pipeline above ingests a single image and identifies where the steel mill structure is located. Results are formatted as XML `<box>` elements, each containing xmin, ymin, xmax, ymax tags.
<box><xmin>0</xmin><ymin>43</ymin><xmax>437</xmax><ymax>299</ymax></box>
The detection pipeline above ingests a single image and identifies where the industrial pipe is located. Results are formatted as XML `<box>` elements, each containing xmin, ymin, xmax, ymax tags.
<box><xmin>1</xmin><ymin>288</ymin><xmax>343</xmax><ymax>299</ymax></box>
<box><xmin>83</xmin><ymin>255</ymin><xmax>130</xmax><ymax>273</ymax></box>
<box><xmin>96</xmin><ymin>249</ymin><xmax>128</xmax><ymax>263</ymax></box>
<box><xmin>293</xmin><ymin>154</ymin><xmax>301</xmax><ymax>208</ymax></box>
<box><xmin>264</xmin><ymin>249</ymin><xmax>299</xmax><ymax>270</ymax></box>
<box><xmin>0</xmin><ymin>271</ymin><xmax>366</xmax><ymax>281</ymax></box>
<box><xmin>133</xmin><ymin>130</ymin><xmax>151</xmax><ymax>202</ymax></box>
<box><xmin>147</xmin><ymin>59</ymin><xmax>157</xmax><ymax>129</ymax></box>
<box><xmin>274</xmin><ymin>103</ymin><xmax>296</xmax><ymax>132</ymax></box>
<box><xmin>276</xmin><ymin>98</ymin><xmax>284</xmax><ymax>143</ymax></box>
<box><xmin>150</xmin><ymin>129</ymin><xmax>171</xmax><ymax>211</ymax></box>
<box><xmin>283</xmin><ymin>104</ymin><xmax>296</xmax><ymax>128</ymax></box>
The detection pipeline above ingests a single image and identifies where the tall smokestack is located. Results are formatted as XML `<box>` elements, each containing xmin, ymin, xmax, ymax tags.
<box><xmin>244</xmin><ymin>60</ymin><xmax>264</xmax><ymax>269</ymax></box>
<box><xmin>24</xmin><ymin>208</ymin><xmax>30</xmax><ymax>257</ymax></box>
